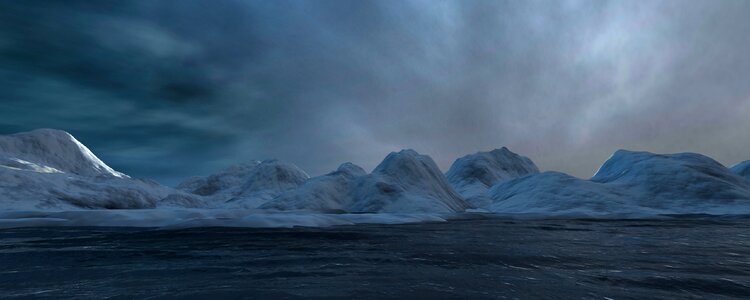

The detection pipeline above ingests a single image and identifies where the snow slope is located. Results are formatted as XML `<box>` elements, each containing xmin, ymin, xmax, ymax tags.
<box><xmin>177</xmin><ymin>162</ymin><xmax>261</xmax><ymax>198</ymax></box>
<box><xmin>591</xmin><ymin>150</ymin><xmax>750</xmax><ymax>210</ymax></box>
<box><xmin>3</xmin><ymin>128</ymin><xmax>750</xmax><ymax>221</ymax></box>
<box><xmin>178</xmin><ymin>160</ymin><xmax>309</xmax><ymax>208</ymax></box>
<box><xmin>446</xmin><ymin>147</ymin><xmax>538</xmax><ymax>209</ymax></box>
<box><xmin>348</xmin><ymin>150</ymin><xmax>468</xmax><ymax>213</ymax></box>
<box><xmin>265</xmin><ymin>150</ymin><xmax>468</xmax><ymax>213</ymax></box>
<box><xmin>261</xmin><ymin>163</ymin><xmax>366</xmax><ymax>212</ymax></box>
<box><xmin>489</xmin><ymin>172</ymin><xmax>644</xmax><ymax>215</ymax></box>
<box><xmin>0</xmin><ymin>129</ymin><xmax>126</xmax><ymax>178</ymax></box>
<box><xmin>731</xmin><ymin>160</ymin><xmax>750</xmax><ymax>180</ymax></box>
<box><xmin>489</xmin><ymin>150</ymin><xmax>750</xmax><ymax>215</ymax></box>
<box><xmin>0</xmin><ymin>129</ymin><xmax>202</xmax><ymax>210</ymax></box>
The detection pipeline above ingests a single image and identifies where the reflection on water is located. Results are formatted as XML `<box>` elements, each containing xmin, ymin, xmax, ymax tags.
<box><xmin>1</xmin><ymin>216</ymin><xmax>749</xmax><ymax>299</ymax></box>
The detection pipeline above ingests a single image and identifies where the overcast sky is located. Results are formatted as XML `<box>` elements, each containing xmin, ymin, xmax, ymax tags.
<box><xmin>1</xmin><ymin>0</ymin><xmax>749</xmax><ymax>185</ymax></box>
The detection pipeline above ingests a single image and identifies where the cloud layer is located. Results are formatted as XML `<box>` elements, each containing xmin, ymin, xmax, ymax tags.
<box><xmin>1</xmin><ymin>0</ymin><xmax>749</xmax><ymax>184</ymax></box>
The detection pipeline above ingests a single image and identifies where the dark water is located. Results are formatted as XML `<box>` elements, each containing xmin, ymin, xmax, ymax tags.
<box><xmin>1</xmin><ymin>216</ymin><xmax>750</xmax><ymax>299</ymax></box>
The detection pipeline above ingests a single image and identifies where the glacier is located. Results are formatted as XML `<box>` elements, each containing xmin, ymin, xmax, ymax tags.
<box><xmin>2</xmin><ymin>129</ymin><xmax>750</xmax><ymax>228</ymax></box>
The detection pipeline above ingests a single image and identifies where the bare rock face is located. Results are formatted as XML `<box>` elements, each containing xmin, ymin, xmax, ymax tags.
<box><xmin>0</xmin><ymin>129</ymin><xmax>203</xmax><ymax>210</ymax></box>
<box><xmin>446</xmin><ymin>147</ymin><xmax>539</xmax><ymax>209</ymax></box>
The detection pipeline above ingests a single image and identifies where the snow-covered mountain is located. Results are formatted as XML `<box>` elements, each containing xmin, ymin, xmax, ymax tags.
<box><xmin>591</xmin><ymin>150</ymin><xmax>750</xmax><ymax>208</ymax></box>
<box><xmin>0</xmin><ymin>129</ymin><xmax>202</xmax><ymax>210</ymax></box>
<box><xmin>731</xmin><ymin>160</ymin><xmax>750</xmax><ymax>180</ymax></box>
<box><xmin>446</xmin><ymin>147</ymin><xmax>538</xmax><ymax>209</ymax></box>
<box><xmin>350</xmin><ymin>150</ymin><xmax>468</xmax><ymax>213</ymax></box>
<box><xmin>261</xmin><ymin>162</ymin><xmax>366</xmax><ymax>212</ymax></box>
<box><xmin>489</xmin><ymin>150</ymin><xmax>750</xmax><ymax>215</ymax></box>
<box><xmin>488</xmin><ymin>172</ymin><xmax>644</xmax><ymax>214</ymax></box>
<box><xmin>177</xmin><ymin>162</ymin><xmax>261</xmax><ymax>196</ymax></box>
<box><xmin>0</xmin><ymin>129</ymin><xmax>127</xmax><ymax>178</ymax></box>
<box><xmin>264</xmin><ymin>150</ymin><xmax>469</xmax><ymax>213</ymax></box>
<box><xmin>177</xmin><ymin>160</ymin><xmax>309</xmax><ymax>208</ymax></box>
<box><xmin>3</xmin><ymin>128</ymin><xmax>750</xmax><ymax>219</ymax></box>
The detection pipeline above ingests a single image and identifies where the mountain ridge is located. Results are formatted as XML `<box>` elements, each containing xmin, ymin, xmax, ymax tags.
<box><xmin>2</xmin><ymin>129</ymin><xmax>750</xmax><ymax>217</ymax></box>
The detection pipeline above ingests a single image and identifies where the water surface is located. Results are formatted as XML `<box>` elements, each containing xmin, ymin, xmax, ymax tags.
<box><xmin>1</xmin><ymin>216</ymin><xmax>749</xmax><ymax>299</ymax></box>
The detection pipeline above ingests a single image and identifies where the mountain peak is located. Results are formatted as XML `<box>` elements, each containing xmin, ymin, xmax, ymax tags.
<box><xmin>445</xmin><ymin>147</ymin><xmax>538</xmax><ymax>208</ymax></box>
<box><xmin>329</xmin><ymin>162</ymin><xmax>367</xmax><ymax>177</ymax></box>
<box><xmin>0</xmin><ymin>128</ymin><xmax>127</xmax><ymax>178</ymax></box>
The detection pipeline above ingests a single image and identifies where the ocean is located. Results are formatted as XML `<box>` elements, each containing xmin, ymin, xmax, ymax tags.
<box><xmin>1</xmin><ymin>216</ymin><xmax>749</xmax><ymax>299</ymax></box>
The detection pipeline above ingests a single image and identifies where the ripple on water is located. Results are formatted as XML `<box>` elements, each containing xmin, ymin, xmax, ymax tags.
<box><xmin>0</xmin><ymin>218</ymin><xmax>749</xmax><ymax>299</ymax></box>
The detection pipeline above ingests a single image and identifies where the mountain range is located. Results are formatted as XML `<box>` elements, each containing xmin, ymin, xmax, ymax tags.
<box><xmin>2</xmin><ymin>129</ymin><xmax>750</xmax><ymax>217</ymax></box>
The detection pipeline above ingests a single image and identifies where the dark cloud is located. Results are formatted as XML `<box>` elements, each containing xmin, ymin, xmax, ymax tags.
<box><xmin>1</xmin><ymin>0</ymin><xmax>749</xmax><ymax>185</ymax></box>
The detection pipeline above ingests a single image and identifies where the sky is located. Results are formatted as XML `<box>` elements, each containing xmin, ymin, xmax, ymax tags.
<box><xmin>1</xmin><ymin>0</ymin><xmax>749</xmax><ymax>185</ymax></box>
